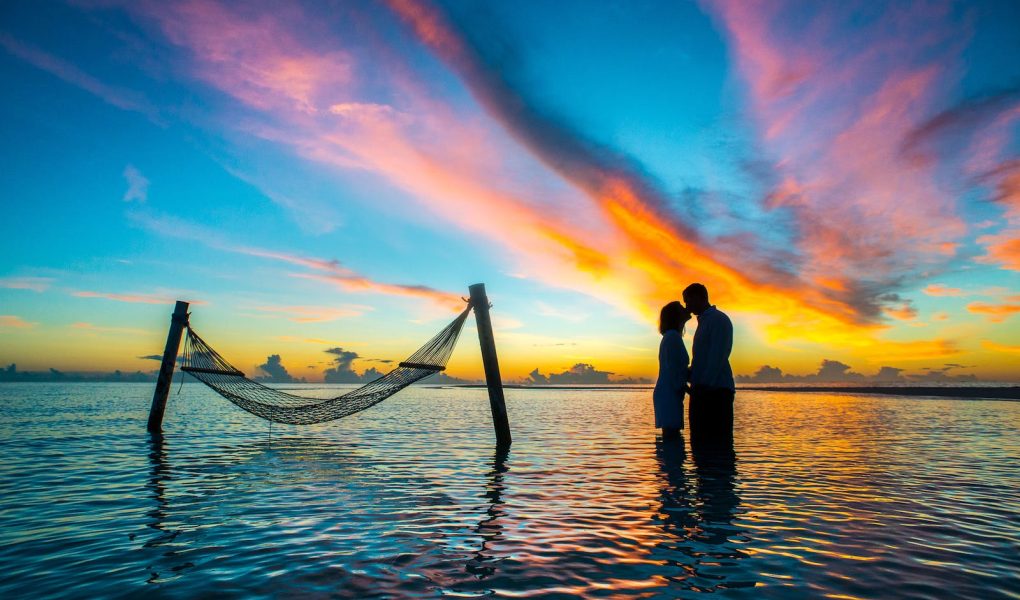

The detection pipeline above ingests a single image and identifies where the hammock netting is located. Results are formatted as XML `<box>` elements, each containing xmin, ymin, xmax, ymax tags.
<box><xmin>181</xmin><ymin>305</ymin><xmax>472</xmax><ymax>425</ymax></box>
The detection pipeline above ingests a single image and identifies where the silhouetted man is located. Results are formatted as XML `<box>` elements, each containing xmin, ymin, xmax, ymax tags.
<box><xmin>683</xmin><ymin>283</ymin><xmax>735</xmax><ymax>438</ymax></box>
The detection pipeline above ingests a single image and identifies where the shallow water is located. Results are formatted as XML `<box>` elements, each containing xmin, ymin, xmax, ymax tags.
<box><xmin>1</xmin><ymin>383</ymin><xmax>1018</xmax><ymax>599</ymax></box>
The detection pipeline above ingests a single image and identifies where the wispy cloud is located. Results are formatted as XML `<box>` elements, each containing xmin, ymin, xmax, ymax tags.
<box><xmin>274</xmin><ymin>335</ymin><xmax>334</xmax><ymax>344</ymax></box>
<box><xmin>0</xmin><ymin>32</ymin><xmax>157</xmax><ymax>118</ymax></box>
<box><xmin>72</xmin><ymin>290</ymin><xmax>206</xmax><ymax>305</ymax></box>
<box><xmin>70</xmin><ymin>322</ymin><xmax>148</xmax><ymax>335</ymax></box>
<box><xmin>0</xmin><ymin>315</ymin><xmax>36</xmax><ymax>329</ymax></box>
<box><xmin>130</xmin><ymin>210</ymin><xmax>464</xmax><ymax>309</ymax></box>
<box><xmin>535</xmin><ymin>301</ymin><xmax>587</xmax><ymax>323</ymax></box>
<box><xmin>982</xmin><ymin>340</ymin><xmax>1020</xmax><ymax>354</ymax></box>
<box><xmin>974</xmin><ymin>159</ymin><xmax>1020</xmax><ymax>271</ymax></box>
<box><xmin>108</xmin><ymin>0</ymin><xmax>978</xmax><ymax>352</ymax></box>
<box><xmin>122</xmin><ymin>165</ymin><xmax>149</xmax><ymax>203</ymax></box>
<box><xmin>253</xmin><ymin>304</ymin><xmax>372</xmax><ymax>323</ymax></box>
<box><xmin>704</xmin><ymin>0</ymin><xmax>970</xmax><ymax>311</ymax></box>
<box><xmin>923</xmin><ymin>284</ymin><xmax>964</xmax><ymax>297</ymax></box>
<box><xmin>0</xmin><ymin>276</ymin><xmax>54</xmax><ymax>292</ymax></box>
<box><xmin>290</xmin><ymin>273</ymin><xmax>463</xmax><ymax>308</ymax></box>
<box><xmin>966</xmin><ymin>297</ymin><xmax>1020</xmax><ymax>322</ymax></box>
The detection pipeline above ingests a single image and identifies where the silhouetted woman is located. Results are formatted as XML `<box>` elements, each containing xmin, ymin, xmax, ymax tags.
<box><xmin>653</xmin><ymin>301</ymin><xmax>691</xmax><ymax>439</ymax></box>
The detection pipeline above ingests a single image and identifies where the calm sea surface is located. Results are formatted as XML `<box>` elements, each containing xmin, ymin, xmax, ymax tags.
<box><xmin>1</xmin><ymin>383</ymin><xmax>1018</xmax><ymax>599</ymax></box>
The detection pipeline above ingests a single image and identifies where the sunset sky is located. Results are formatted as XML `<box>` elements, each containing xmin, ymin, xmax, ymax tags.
<box><xmin>1</xmin><ymin>0</ymin><xmax>1018</xmax><ymax>382</ymax></box>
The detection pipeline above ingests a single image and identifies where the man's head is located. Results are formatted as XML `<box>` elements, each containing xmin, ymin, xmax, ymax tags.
<box><xmin>682</xmin><ymin>283</ymin><xmax>710</xmax><ymax>315</ymax></box>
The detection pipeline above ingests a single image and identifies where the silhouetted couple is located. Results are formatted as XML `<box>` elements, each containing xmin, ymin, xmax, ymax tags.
<box><xmin>653</xmin><ymin>283</ymin><xmax>735</xmax><ymax>441</ymax></box>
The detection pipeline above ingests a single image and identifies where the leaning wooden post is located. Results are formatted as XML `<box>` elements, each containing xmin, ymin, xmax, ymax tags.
<box><xmin>147</xmin><ymin>301</ymin><xmax>189</xmax><ymax>433</ymax></box>
<box><xmin>469</xmin><ymin>283</ymin><xmax>512</xmax><ymax>447</ymax></box>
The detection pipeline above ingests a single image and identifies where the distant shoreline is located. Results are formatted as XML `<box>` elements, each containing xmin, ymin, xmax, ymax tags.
<box><xmin>2</xmin><ymin>380</ymin><xmax>1017</xmax><ymax>400</ymax></box>
<box><xmin>450</xmin><ymin>383</ymin><xmax>1020</xmax><ymax>400</ymax></box>
<box><xmin>737</xmin><ymin>385</ymin><xmax>1020</xmax><ymax>400</ymax></box>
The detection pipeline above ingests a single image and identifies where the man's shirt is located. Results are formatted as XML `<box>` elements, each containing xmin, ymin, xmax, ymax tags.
<box><xmin>690</xmin><ymin>305</ymin><xmax>735</xmax><ymax>391</ymax></box>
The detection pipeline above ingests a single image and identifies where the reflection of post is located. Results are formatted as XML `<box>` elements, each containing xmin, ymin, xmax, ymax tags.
<box><xmin>469</xmin><ymin>283</ymin><xmax>511</xmax><ymax>447</ymax></box>
<box><xmin>148</xmin><ymin>301</ymin><xmax>189</xmax><ymax>433</ymax></box>
<box><xmin>468</xmin><ymin>446</ymin><xmax>510</xmax><ymax>579</ymax></box>
<box><xmin>145</xmin><ymin>433</ymin><xmax>170</xmax><ymax>544</ymax></box>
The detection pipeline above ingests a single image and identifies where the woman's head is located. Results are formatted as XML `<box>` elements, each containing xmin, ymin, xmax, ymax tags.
<box><xmin>659</xmin><ymin>301</ymin><xmax>690</xmax><ymax>335</ymax></box>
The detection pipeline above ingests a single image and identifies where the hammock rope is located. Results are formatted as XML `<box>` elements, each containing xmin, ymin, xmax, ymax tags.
<box><xmin>180</xmin><ymin>304</ymin><xmax>472</xmax><ymax>425</ymax></box>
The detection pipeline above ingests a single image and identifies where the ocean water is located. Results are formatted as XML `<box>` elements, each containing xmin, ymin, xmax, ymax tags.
<box><xmin>1</xmin><ymin>383</ymin><xmax>1018</xmax><ymax>599</ymax></box>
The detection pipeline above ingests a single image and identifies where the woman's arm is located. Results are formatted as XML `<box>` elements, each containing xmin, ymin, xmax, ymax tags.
<box><xmin>664</xmin><ymin>333</ymin><xmax>688</xmax><ymax>396</ymax></box>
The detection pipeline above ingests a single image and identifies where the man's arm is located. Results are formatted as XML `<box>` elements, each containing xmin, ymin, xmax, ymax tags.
<box><xmin>701</xmin><ymin>314</ymin><xmax>733</xmax><ymax>388</ymax></box>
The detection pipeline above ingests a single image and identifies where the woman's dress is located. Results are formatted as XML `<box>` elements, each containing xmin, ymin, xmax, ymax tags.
<box><xmin>653</xmin><ymin>329</ymin><xmax>689</xmax><ymax>429</ymax></box>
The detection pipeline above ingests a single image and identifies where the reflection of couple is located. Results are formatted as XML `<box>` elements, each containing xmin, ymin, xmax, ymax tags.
<box><xmin>652</xmin><ymin>283</ymin><xmax>735</xmax><ymax>440</ymax></box>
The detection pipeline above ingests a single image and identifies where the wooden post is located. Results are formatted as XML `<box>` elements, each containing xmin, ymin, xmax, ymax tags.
<box><xmin>147</xmin><ymin>301</ymin><xmax>189</xmax><ymax>433</ymax></box>
<box><xmin>469</xmin><ymin>283</ymin><xmax>512</xmax><ymax>447</ymax></box>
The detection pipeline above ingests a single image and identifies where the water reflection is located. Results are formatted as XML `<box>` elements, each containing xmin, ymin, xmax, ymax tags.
<box><xmin>145</xmin><ymin>433</ymin><xmax>172</xmax><ymax>547</ymax></box>
<box><xmin>654</xmin><ymin>432</ymin><xmax>753</xmax><ymax>592</ymax></box>
<box><xmin>467</xmin><ymin>446</ymin><xmax>509</xmax><ymax>579</ymax></box>
<box><xmin>146</xmin><ymin>432</ymin><xmax>193</xmax><ymax>583</ymax></box>
<box><xmin>690</xmin><ymin>431</ymin><xmax>740</xmax><ymax>540</ymax></box>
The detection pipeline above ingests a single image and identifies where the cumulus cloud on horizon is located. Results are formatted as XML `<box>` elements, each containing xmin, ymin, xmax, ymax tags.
<box><xmin>255</xmin><ymin>354</ymin><xmax>301</xmax><ymax>383</ymax></box>
<box><xmin>738</xmin><ymin>360</ymin><xmax>978</xmax><ymax>384</ymax></box>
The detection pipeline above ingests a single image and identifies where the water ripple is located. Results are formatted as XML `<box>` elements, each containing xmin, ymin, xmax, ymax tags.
<box><xmin>0</xmin><ymin>383</ymin><xmax>1018</xmax><ymax>598</ymax></box>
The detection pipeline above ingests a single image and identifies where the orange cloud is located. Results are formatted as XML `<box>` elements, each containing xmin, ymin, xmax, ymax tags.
<box><xmin>923</xmin><ymin>284</ymin><xmax>964</xmax><ymax>297</ymax></box>
<box><xmin>976</xmin><ymin>233</ymin><xmax>1020</xmax><ymax>271</ymax></box>
<box><xmin>967</xmin><ymin>299</ymin><xmax>1020</xmax><ymax>322</ymax></box>
<box><xmin>982</xmin><ymin>340</ymin><xmax>1020</xmax><ymax>354</ymax></box>
<box><xmin>883</xmin><ymin>304</ymin><xmax>918</xmax><ymax>321</ymax></box>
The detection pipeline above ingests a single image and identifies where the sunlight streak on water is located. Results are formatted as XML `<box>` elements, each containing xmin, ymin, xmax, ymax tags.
<box><xmin>0</xmin><ymin>383</ymin><xmax>1018</xmax><ymax>598</ymax></box>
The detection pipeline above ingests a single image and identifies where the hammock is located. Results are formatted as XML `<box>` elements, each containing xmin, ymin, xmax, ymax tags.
<box><xmin>181</xmin><ymin>305</ymin><xmax>472</xmax><ymax>425</ymax></box>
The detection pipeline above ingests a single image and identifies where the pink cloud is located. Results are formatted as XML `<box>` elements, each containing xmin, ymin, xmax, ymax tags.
<box><xmin>131</xmin><ymin>211</ymin><xmax>467</xmax><ymax>309</ymax></box>
<box><xmin>0</xmin><ymin>276</ymin><xmax>54</xmax><ymax>292</ymax></box>
<box><xmin>705</xmin><ymin>0</ymin><xmax>968</xmax><ymax>304</ymax></box>
<box><xmin>140</xmin><ymin>0</ymin><xmax>352</xmax><ymax>114</ymax></box>
<box><xmin>0</xmin><ymin>315</ymin><xmax>36</xmax><ymax>329</ymax></box>
<box><xmin>291</xmin><ymin>273</ymin><xmax>463</xmax><ymax>309</ymax></box>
